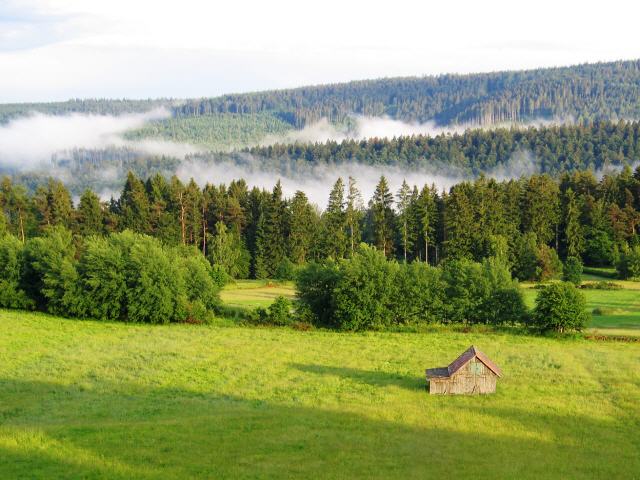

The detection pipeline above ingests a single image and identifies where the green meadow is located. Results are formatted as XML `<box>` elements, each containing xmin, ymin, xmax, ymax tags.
<box><xmin>1</xmin><ymin>272</ymin><xmax>639</xmax><ymax>478</ymax></box>
<box><xmin>1</xmin><ymin>310</ymin><xmax>639</xmax><ymax>479</ymax></box>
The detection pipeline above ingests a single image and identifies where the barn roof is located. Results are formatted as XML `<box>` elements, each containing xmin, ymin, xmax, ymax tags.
<box><xmin>426</xmin><ymin>346</ymin><xmax>502</xmax><ymax>378</ymax></box>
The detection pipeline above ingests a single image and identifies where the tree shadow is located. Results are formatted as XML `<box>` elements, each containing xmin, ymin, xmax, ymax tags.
<box><xmin>290</xmin><ymin>363</ymin><xmax>426</xmax><ymax>391</ymax></box>
<box><xmin>0</xmin><ymin>378</ymin><xmax>638</xmax><ymax>479</ymax></box>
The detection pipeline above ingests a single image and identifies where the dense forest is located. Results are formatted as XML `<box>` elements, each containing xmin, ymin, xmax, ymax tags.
<box><xmin>239</xmin><ymin>120</ymin><xmax>640</xmax><ymax>174</ymax></box>
<box><xmin>173</xmin><ymin>60</ymin><xmax>640</xmax><ymax>127</ymax></box>
<box><xmin>2</xmin><ymin>164</ymin><xmax>639</xmax><ymax>278</ymax></box>
<box><xmin>3</xmin><ymin>166</ymin><xmax>639</xmax><ymax>330</ymax></box>
<box><xmin>0</xmin><ymin>98</ymin><xmax>169</xmax><ymax>124</ymax></box>
<box><xmin>123</xmin><ymin>112</ymin><xmax>294</xmax><ymax>151</ymax></box>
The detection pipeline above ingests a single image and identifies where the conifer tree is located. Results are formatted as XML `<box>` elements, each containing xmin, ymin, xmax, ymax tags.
<box><xmin>564</xmin><ymin>188</ymin><xmax>585</xmax><ymax>258</ymax></box>
<box><xmin>77</xmin><ymin>190</ymin><xmax>104</xmax><ymax>236</ymax></box>
<box><xmin>396</xmin><ymin>180</ymin><xmax>412</xmax><ymax>261</ymax></box>
<box><xmin>119</xmin><ymin>172</ymin><xmax>150</xmax><ymax>234</ymax></box>
<box><xmin>322</xmin><ymin>178</ymin><xmax>347</xmax><ymax>259</ymax></box>
<box><xmin>345</xmin><ymin>176</ymin><xmax>364</xmax><ymax>256</ymax></box>
<box><xmin>370</xmin><ymin>176</ymin><xmax>395</xmax><ymax>257</ymax></box>
<box><xmin>289</xmin><ymin>191</ymin><xmax>317</xmax><ymax>264</ymax></box>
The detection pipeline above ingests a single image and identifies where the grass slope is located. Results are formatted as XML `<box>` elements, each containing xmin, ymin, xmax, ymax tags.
<box><xmin>1</xmin><ymin>310</ymin><xmax>639</xmax><ymax>479</ymax></box>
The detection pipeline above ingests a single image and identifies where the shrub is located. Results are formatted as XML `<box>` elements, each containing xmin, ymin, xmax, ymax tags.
<box><xmin>535</xmin><ymin>245</ymin><xmax>563</xmax><ymax>282</ymax></box>
<box><xmin>178</xmin><ymin>250</ymin><xmax>221</xmax><ymax>310</ymax></box>
<box><xmin>617</xmin><ymin>246</ymin><xmax>640</xmax><ymax>280</ymax></box>
<box><xmin>580</xmin><ymin>281</ymin><xmax>622</xmax><ymax>290</ymax></box>
<box><xmin>394</xmin><ymin>262</ymin><xmax>445</xmax><ymax>324</ymax></box>
<box><xmin>76</xmin><ymin>235</ymin><xmax>128</xmax><ymax>320</ymax></box>
<box><xmin>21</xmin><ymin>226</ymin><xmax>81</xmax><ymax>315</ymax></box>
<box><xmin>531</xmin><ymin>283</ymin><xmax>590</xmax><ymax>333</ymax></box>
<box><xmin>256</xmin><ymin>295</ymin><xmax>292</xmax><ymax>326</ymax></box>
<box><xmin>295</xmin><ymin>261</ymin><xmax>341</xmax><ymax>328</ymax></box>
<box><xmin>275</xmin><ymin>257</ymin><xmax>297</xmax><ymax>281</ymax></box>
<box><xmin>584</xmin><ymin>229</ymin><xmax>614</xmax><ymax>266</ymax></box>
<box><xmin>477</xmin><ymin>288</ymin><xmax>529</xmax><ymax>325</ymax></box>
<box><xmin>440</xmin><ymin>258</ymin><xmax>490</xmax><ymax>323</ymax></box>
<box><xmin>0</xmin><ymin>234</ymin><xmax>34</xmax><ymax>309</ymax></box>
<box><xmin>122</xmin><ymin>235</ymin><xmax>184</xmax><ymax>323</ymax></box>
<box><xmin>562</xmin><ymin>256</ymin><xmax>583</xmax><ymax>285</ymax></box>
<box><xmin>332</xmin><ymin>245</ymin><xmax>399</xmax><ymax>331</ymax></box>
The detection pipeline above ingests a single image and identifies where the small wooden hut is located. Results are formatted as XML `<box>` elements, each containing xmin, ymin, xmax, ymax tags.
<box><xmin>425</xmin><ymin>346</ymin><xmax>502</xmax><ymax>395</ymax></box>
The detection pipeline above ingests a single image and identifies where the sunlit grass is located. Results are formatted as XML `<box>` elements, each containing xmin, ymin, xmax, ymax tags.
<box><xmin>220</xmin><ymin>280</ymin><xmax>296</xmax><ymax>309</ymax></box>
<box><xmin>0</xmin><ymin>310</ymin><xmax>639</xmax><ymax>478</ymax></box>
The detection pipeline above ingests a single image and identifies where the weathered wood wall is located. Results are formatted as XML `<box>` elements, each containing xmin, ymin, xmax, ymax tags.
<box><xmin>429</xmin><ymin>358</ymin><xmax>497</xmax><ymax>395</ymax></box>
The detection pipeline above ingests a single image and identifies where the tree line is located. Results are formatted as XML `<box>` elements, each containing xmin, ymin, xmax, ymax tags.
<box><xmin>2</xmin><ymin>164</ymin><xmax>640</xmax><ymax>282</ymax></box>
<box><xmin>241</xmin><ymin>120</ymin><xmax>640</xmax><ymax>175</ymax></box>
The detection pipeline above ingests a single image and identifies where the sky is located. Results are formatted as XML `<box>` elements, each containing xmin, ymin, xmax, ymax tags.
<box><xmin>1</xmin><ymin>0</ymin><xmax>640</xmax><ymax>103</ymax></box>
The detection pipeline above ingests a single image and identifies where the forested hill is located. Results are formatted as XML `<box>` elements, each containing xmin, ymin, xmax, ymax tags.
<box><xmin>0</xmin><ymin>98</ymin><xmax>170</xmax><ymax>124</ymax></box>
<box><xmin>238</xmin><ymin>121</ymin><xmax>640</xmax><ymax>175</ymax></box>
<box><xmin>173</xmin><ymin>60</ymin><xmax>640</xmax><ymax>127</ymax></box>
<box><xmin>3</xmin><ymin>59</ymin><xmax>640</xmax><ymax>130</ymax></box>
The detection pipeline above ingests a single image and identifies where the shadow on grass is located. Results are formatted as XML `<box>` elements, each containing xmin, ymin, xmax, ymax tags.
<box><xmin>291</xmin><ymin>363</ymin><xmax>426</xmax><ymax>391</ymax></box>
<box><xmin>0</xmin><ymin>378</ymin><xmax>638</xmax><ymax>479</ymax></box>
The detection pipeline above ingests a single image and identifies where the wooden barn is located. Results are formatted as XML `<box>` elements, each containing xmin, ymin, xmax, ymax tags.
<box><xmin>425</xmin><ymin>346</ymin><xmax>502</xmax><ymax>395</ymax></box>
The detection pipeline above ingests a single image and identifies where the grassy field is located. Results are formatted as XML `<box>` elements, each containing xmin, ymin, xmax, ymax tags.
<box><xmin>1</xmin><ymin>310</ymin><xmax>639</xmax><ymax>479</ymax></box>
<box><xmin>521</xmin><ymin>272</ymin><xmax>640</xmax><ymax>337</ymax></box>
<box><xmin>220</xmin><ymin>280</ymin><xmax>296</xmax><ymax>310</ymax></box>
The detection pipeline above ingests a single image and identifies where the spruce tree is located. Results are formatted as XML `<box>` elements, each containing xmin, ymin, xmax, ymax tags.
<box><xmin>564</xmin><ymin>188</ymin><xmax>585</xmax><ymax>258</ymax></box>
<box><xmin>119</xmin><ymin>172</ymin><xmax>150</xmax><ymax>234</ymax></box>
<box><xmin>77</xmin><ymin>190</ymin><xmax>104</xmax><ymax>236</ymax></box>
<box><xmin>370</xmin><ymin>176</ymin><xmax>395</xmax><ymax>257</ymax></box>
<box><xmin>396</xmin><ymin>180</ymin><xmax>412</xmax><ymax>261</ymax></box>
<box><xmin>322</xmin><ymin>178</ymin><xmax>347</xmax><ymax>259</ymax></box>
<box><xmin>345</xmin><ymin>176</ymin><xmax>364</xmax><ymax>256</ymax></box>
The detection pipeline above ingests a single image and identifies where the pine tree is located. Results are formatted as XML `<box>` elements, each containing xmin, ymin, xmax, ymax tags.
<box><xmin>370</xmin><ymin>176</ymin><xmax>395</xmax><ymax>257</ymax></box>
<box><xmin>417</xmin><ymin>184</ymin><xmax>438</xmax><ymax>263</ymax></box>
<box><xmin>396</xmin><ymin>180</ymin><xmax>412</xmax><ymax>261</ymax></box>
<box><xmin>345</xmin><ymin>176</ymin><xmax>364</xmax><ymax>256</ymax></box>
<box><xmin>77</xmin><ymin>190</ymin><xmax>104</xmax><ymax>236</ymax></box>
<box><xmin>289</xmin><ymin>191</ymin><xmax>318</xmax><ymax>264</ymax></box>
<box><xmin>263</xmin><ymin>181</ymin><xmax>288</xmax><ymax>276</ymax></box>
<box><xmin>119</xmin><ymin>172</ymin><xmax>150</xmax><ymax>234</ymax></box>
<box><xmin>564</xmin><ymin>188</ymin><xmax>585</xmax><ymax>258</ymax></box>
<box><xmin>322</xmin><ymin>178</ymin><xmax>347</xmax><ymax>259</ymax></box>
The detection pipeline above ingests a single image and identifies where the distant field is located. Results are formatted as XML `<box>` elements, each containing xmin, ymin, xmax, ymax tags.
<box><xmin>220</xmin><ymin>280</ymin><xmax>296</xmax><ymax>310</ymax></box>
<box><xmin>225</xmin><ymin>276</ymin><xmax>640</xmax><ymax>337</ymax></box>
<box><xmin>522</xmin><ymin>272</ymin><xmax>640</xmax><ymax>337</ymax></box>
<box><xmin>1</xmin><ymin>310</ymin><xmax>639</xmax><ymax>478</ymax></box>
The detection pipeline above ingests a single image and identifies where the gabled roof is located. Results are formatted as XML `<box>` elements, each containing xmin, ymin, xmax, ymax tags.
<box><xmin>426</xmin><ymin>345</ymin><xmax>502</xmax><ymax>378</ymax></box>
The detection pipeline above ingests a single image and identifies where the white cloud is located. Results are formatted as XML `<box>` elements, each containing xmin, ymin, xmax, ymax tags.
<box><xmin>0</xmin><ymin>109</ymin><xmax>203</xmax><ymax>168</ymax></box>
<box><xmin>2</xmin><ymin>0</ymin><xmax>640</xmax><ymax>101</ymax></box>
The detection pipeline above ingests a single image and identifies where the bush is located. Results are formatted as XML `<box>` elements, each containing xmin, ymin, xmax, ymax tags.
<box><xmin>394</xmin><ymin>262</ymin><xmax>445</xmax><ymax>324</ymax></box>
<box><xmin>584</xmin><ymin>229</ymin><xmax>614</xmax><ymax>266</ymax></box>
<box><xmin>275</xmin><ymin>257</ymin><xmax>297</xmax><ymax>281</ymax></box>
<box><xmin>440</xmin><ymin>258</ymin><xmax>490</xmax><ymax>323</ymax></box>
<box><xmin>512</xmin><ymin>233</ymin><xmax>562</xmax><ymax>282</ymax></box>
<box><xmin>76</xmin><ymin>234</ymin><xmax>128</xmax><ymax>320</ymax></box>
<box><xmin>535</xmin><ymin>245</ymin><xmax>563</xmax><ymax>282</ymax></box>
<box><xmin>477</xmin><ymin>288</ymin><xmax>529</xmax><ymax>325</ymax></box>
<box><xmin>256</xmin><ymin>295</ymin><xmax>292</xmax><ymax>326</ymax></box>
<box><xmin>617</xmin><ymin>246</ymin><xmax>640</xmax><ymax>280</ymax></box>
<box><xmin>333</xmin><ymin>245</ymin><xmax>399</xmax><ymax>330</ymax></box>
<box><xmin>562</xmin><ymin>256</ymin><xmax>583</xmax><ymax>285</ymax></box>
<box><xmin>531</xmin><ymin>283</ymin><xmax>590</xmax><ymax>333</ymax></box>
<box><xmin>295</xmin><ymin>261</ymin><xmax>341</xmax><ymax>328</ymax></box>
<box><xmin>0</xmin><ymin>234</ymin><xmax>34</xmax><ymax>309</ymax></box>
<box><xmin>21</xmin><ymin>226</ymin><xmax>81</xmax><ymax>316</ymax></box>
<box><xmin>580</xmin><ymin>281</ymin><xmax>622</xmax><ymax>290</ymax></box>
